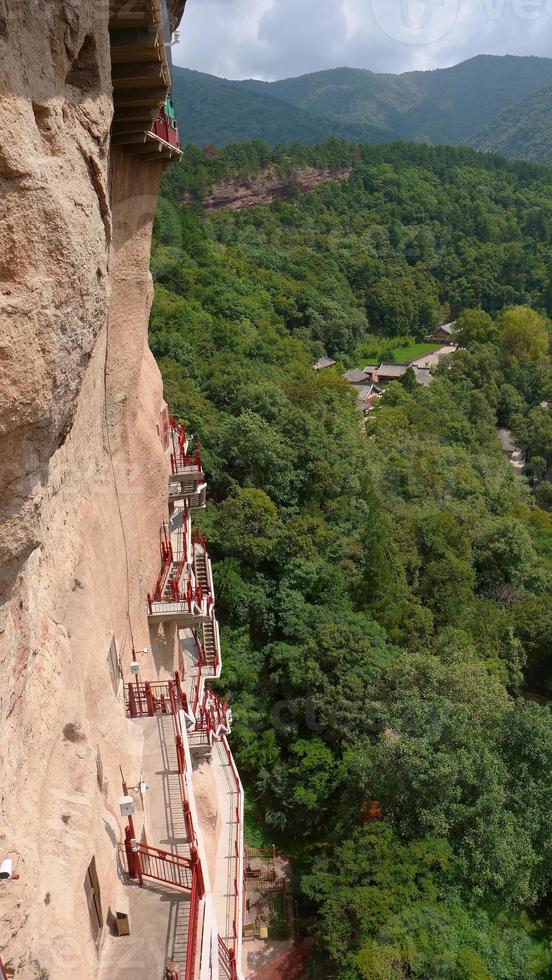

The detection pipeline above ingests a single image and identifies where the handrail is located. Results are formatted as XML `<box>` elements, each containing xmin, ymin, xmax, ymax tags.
<box><xmin>167</xmin><ymin>681</ymin><xmax>205</xmax><ymax>980</ymax></box>
<box><xmin>147</xmin><ymin>581</ymin><xmax>211</xmax><ymax>617</ymax></box>
<box><xmin>218</xmin><ymin>934</ymin><xmax>237</xmax><ymax>979</ymax></box>
<box><xmin>169</xmin><ymin>414</ymin><xmax>187</xmax><ymax>453</ymax></box>
<box><xmin>120</xmin><ymin>838</ymin><xmax>194</xmax><ymax>891</ymax></box>
<box><xmin>0</xmin><ymin>957</ymin><xmax>7</xmax><ymax>980</ymax></box>
<box><xmin>185</xmin><ymin>863</ymin><xmax>200</xmax><ymax>980</ymax></box>
<box><xmin>126</xmin><ymin>677</ymin><xmax>190</xmax><ymax>719</ymax></box>
<box><xmin>170</xmin><ymin>445</ymin><xmax>202</xmax><ymax>477</ymax></box>
<box><xmin>219</xmin><ymin>736</ymin><xmax>243</xmax><ymax>962</ymax></box>
<box><xmin>189</xmin><ymin>619</ymin><xmax>221</xmax><ymax>716</ymax></box>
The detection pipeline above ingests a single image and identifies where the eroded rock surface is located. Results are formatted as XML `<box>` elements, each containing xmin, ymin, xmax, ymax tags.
<box><xmin>181</xmin><ymin>165</ymin><xmax>353</xmax><ymax>211</ymax></box>
<box><xmin>0</xmin><ymin>2</ymin><xmax>185</xmax><ymax>976</ymax></box>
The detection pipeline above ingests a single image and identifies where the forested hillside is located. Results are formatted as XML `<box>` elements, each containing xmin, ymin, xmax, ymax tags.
<box><xmin>171</xmin><ymin>69</ymin><xmax>388</xmax><ymax>148</ymax></box>
<box><xmin>151</xmin><ymin>140</ymin><xmax>552</xmax><ymax>977</ymax></box>
<box><xmin>242</xmin><ymin>56</ymin><xmax>552</xmax><ymax>145</ymax></box>
<box><xmin>472</xmin><ymin>82</ymin><xmax>552</xmax><ymax>164</ymax></box>
<box><xmin>171</xmin><ymin>55</ymin><xmax>552</xmax><ymax>160</ymax></box>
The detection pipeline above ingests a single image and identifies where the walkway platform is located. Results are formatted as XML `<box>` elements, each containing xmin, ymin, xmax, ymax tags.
<box><xmin>98</xmin><ymin>715</ymin><xmax>193</xmax><ymax>979</ymax></box>
<box><xmin>99</xmin><ymin>883</ymin><xmax>191</xmax><ymax>980</ymax></box>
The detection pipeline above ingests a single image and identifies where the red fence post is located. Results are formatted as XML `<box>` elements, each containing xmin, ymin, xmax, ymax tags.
<box><xmin>128</xmin><ymin>683</ymin><xmax>137</xmax><ymax>719</ymax></box>
<box><xmin>176</xmin><ymin>734</ymin><xmax>185</xmax><ymax>774</ymax></box>
<box><xmin>145</xmin><ymin>682</ymin><xmax>155</xmax><ymax>717</ymax></box>
<box><xmin>190</xmin><ymin>846</ymin><xmax>205</xmax><ymax>898</ymax></box>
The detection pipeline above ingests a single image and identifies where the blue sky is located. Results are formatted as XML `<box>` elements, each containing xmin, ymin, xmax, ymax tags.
<box><xmin>174</xmin><ymin>0</ymin><xmax>552</xmax><ymax>80</ymax></box>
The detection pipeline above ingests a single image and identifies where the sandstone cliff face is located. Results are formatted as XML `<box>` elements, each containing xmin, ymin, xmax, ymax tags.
<box><xmin>181</xmin><ymin>165</ymin><xmax>353</xmax><ymax>211</ymax></box>
<box><xmin>0</xmin><ymin>3</ymin><xmax>184</xmax><ymax>976</ymax></box>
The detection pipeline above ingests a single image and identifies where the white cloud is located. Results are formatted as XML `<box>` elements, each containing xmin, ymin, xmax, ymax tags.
<box><xmin>173</xmin><ymin>0</ymin><xmax>552</xmax><ymax>80</ymax></box>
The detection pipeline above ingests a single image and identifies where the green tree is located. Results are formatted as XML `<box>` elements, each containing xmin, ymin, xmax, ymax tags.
<box><xmin>496</xmin><ymin>306</ymin><xmax>550</xmax><ymax>367</ymax></box>
<box><xmin>456</xmin><ymin>308</ymin><xmax>496</xmax><ymax>347</ymax></box>
<box><xmin>213</xmin><ymin>487</ymin><xmax>280</xmax><ymax>564</ymax></box>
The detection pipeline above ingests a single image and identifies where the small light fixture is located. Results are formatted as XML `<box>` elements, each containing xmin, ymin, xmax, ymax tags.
<box><xmin>0</xmin><ymin>858</ymin><xmax>13</xmax><ymax>880</ymax></box>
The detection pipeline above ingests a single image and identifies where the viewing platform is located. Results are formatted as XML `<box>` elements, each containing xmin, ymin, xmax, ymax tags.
<box><xmin>101</xmin><ymin>683</ymin><xmax>207</xmax><ymax>980</ymax></box>
<box><xmin>169</xmin><ymin>479</ymin><xmax>207</xmax><ymax>511</ymax></box>
<box><xmin>170</xmin><ymin>445</ymin><xmax>204</xmax><ymax>482</ymax></box>
<box><xmin>147</xmin><ymin>588</ymin><xmax>213</xmax><ymax>626</ymax></box>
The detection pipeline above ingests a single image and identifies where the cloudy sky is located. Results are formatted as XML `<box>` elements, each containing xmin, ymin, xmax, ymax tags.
<box><xmin>174</xmin><ymin>0</ymin><xmax>552</xmax><ymax>80</ymax></box>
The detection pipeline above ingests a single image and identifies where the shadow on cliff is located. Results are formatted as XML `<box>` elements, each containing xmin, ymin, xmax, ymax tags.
<box><xmin>149</xmin><ymin>623</ymin><xmax>178</xmax><ymax>677</ymax></box>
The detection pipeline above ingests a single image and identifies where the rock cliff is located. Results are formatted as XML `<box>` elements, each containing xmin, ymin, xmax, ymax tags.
<box><xmin>0</xmin><ymin>2</ymin><xmax>185</xmax><ymax>976</ymax></box>
<box><xmin>181</xmin><ymin>165</ymin><xmax>353</xmax><ymax>211</ymax></box>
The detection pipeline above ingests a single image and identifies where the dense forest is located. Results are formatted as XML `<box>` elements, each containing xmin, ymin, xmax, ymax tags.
<box><xmin>171</xmin><ymin>56</ymin><xmax>552</xmax><ymax>162</ymax></box>
<box><xmin>151</xmin><ymin>139</ymin><xmax>552</xmax><ymax>978</ymax></box>
<box><xmin>471</xmin><ymin>83</ymin><xmax>552</xmax><ymax>165</ymax></box>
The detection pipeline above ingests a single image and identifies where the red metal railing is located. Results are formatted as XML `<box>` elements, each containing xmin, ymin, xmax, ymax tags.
<box><xmin>120</xmin><ymin>834</ymin><xmax>204</xmax><ymax>980</ymax></box>
<box><xmin>189</xmin><ymin>620</ymin><xmax>221</xmax><ymax>716</ymax></box>
<box><xmin>218</xmin><ymin>935</ymin><xmax>238</xmax><ymax>979</ymax></box>
<box><xmin>151</xmin><ymin>523</ymin><xmax>174</xmax><ymax>602</ymax></box>
<box><xmin>168</xmin><ymin>681</ymin><xmax>193</xmax><ymax>835</ymax></box>
<box><xmin>193</xmin><ymin>528</ymin><xmax>207</xmax><ymax>550</ymax></box>
<box><xmin>149</xmin><ymin>521</ymin><xmax>189</xmax><ymax>601</ymax></box>
<box><xmin>185</xmin><ymin>858</ymin><xmax>200</xmax><ymax>980</ymax></box>
<box><xmin>167</xmin><ymin>681</ymin><xmax>205</xmax><ymax>980</ymax></box>
<box><xmin>170</xmin><ymin>444</ymin><xmax>202</xmax><ymax>477</ymax></box>
<box><xmin>148</xmin><ymin>578</ymin><xmax>212</xmax><ymax>617</ymax></box>
<box><xmin>0</xmin><ymin>957</ymin><xmax>7</xmax><ymax>980</ymax></box>
<box><xmin>121</xmin><ymin>838</ymin><xmax>194</xmax><ymax>891</ymax></box>
<box><xmin>124</xmin><ymin>677</ymin><xmax>205</xmax><ymax>977</ymax></box>
<box><xmin>219</xmin><ymin>736</ymin><xmax>243</xmax><ymax>964</ymax></box>
<box><xmin>127</xmin><ymin>679</ymin><xmax>170</xmax><ymax>717</ymax></box>
<box><xmin>169</xmin><ymin>414</ymin><xmax>187</xmax><ymax>453</ymax></box>
<box><xmin>126</xmin><ymin>674</ymin><xmax>189</xmax><ymax>718</ymax></box>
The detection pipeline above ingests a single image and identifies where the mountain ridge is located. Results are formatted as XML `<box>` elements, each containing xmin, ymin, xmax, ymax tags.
<box><xmin>171</xmin><ymin>55</ymin><xmax>552</xmax><ymax>162</ymax></box>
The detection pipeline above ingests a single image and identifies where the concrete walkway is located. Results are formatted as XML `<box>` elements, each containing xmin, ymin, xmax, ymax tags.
<box><xmin>141</xmin><ymin>714</ymin><xmax>191</xmax><ymax>859</ymax></box>
<box><xmin>98</xmin><ymin>715</ymin><xmax>192</xmax><ymax>979</ymax></box>
<box><xmin>212</xmin><ymin>739</ymin><xmax>241</xmax><ymax>947</ymax></box>
<box><xmin>99</xmin><ymin>883</ymin><xmax>191</xmax><ymax>980</ymax></box>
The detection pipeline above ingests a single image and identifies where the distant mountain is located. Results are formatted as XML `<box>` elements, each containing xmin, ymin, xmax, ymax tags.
<box><xmin>171</xmin><ymin>55</ymin><xmax>552</xmax><ymax>162</ymax></box>
<box><xmin>471</xmin><ymin>82</ymin><xmax>552</xmax><ymax>163</ymax></box>
<box><xmin>171</xmin><ymin>69</ymin><xmax>394</xmax><ymax>148</ymax></box>
<box><xmin>241</xmin><ymin>56</ymin><xmax>552</xmax><ymax>146</ymax></box>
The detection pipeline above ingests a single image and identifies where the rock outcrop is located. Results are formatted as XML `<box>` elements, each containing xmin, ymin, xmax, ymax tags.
<box><xmin>181</xmin><ymin>165</ymin><xmax>353</xmax><ymax>211</ymax></box>
<box><xmin>0</xmin><ymin>2</ymin><xmax>185</xmax><ymax>977</ymax></box>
